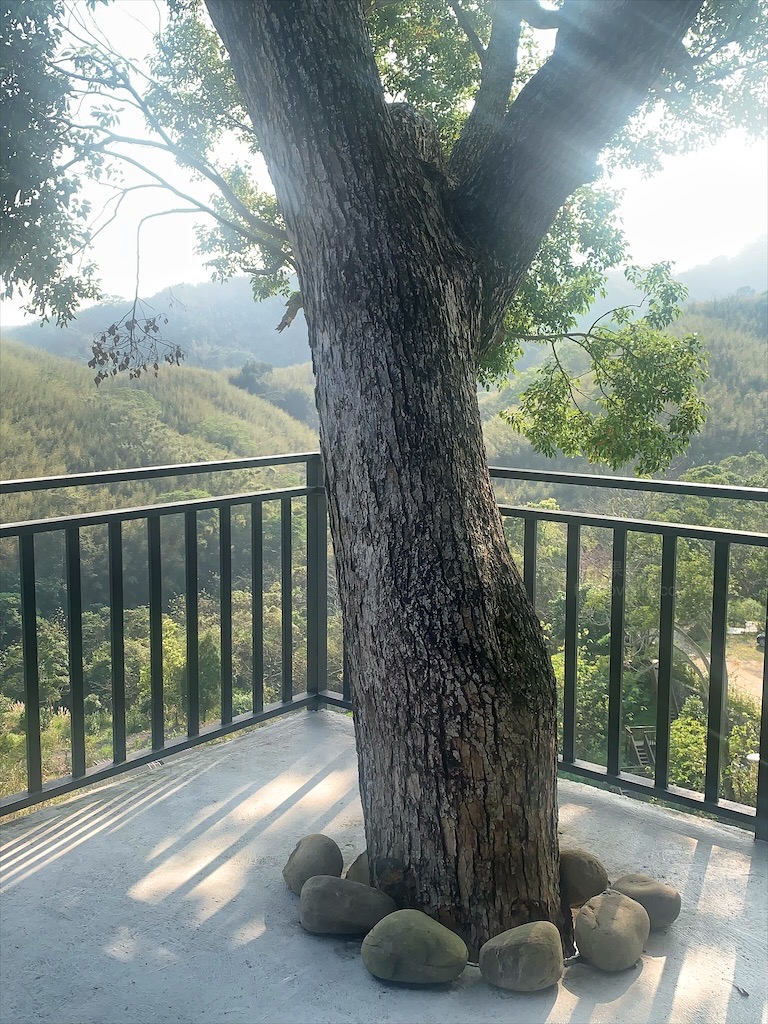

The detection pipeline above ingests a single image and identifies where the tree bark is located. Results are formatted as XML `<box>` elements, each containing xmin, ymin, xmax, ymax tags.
<box><xmin>204</xmin><ymin>0</ymin><xmax>702</xmax><ymax>954</ymax></box>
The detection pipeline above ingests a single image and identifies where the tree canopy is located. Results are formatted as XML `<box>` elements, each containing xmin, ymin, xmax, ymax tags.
<box><xmin>1</xmin><ymin>0</ymin><xmax>765</xmax><ymax>473</ymax></box>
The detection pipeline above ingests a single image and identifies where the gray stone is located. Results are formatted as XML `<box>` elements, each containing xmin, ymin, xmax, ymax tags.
<box><xmin>611</xmin><ymin>873</ymin><xmax>681</xmax><ymax>930</ymax></box>
<box><xmin>282</xmin><ymin>833</ymin><xmax>343</xmax><ymax>895</ymax></box>
<box><xmin>479</xmin><ymin>922</ymin><xmax>564</xmax><ymax>992</ymax></box>
<box><xmin>575</xmin><ymin>890</ymin><xmax>651</xmax><ymax>971</ymax></box>
<box><xmin>361</xmin><ymin>909</ymin><xmax>468</xmax><ymax>984</ymax></box>
<box><xmin>560</xmin><ymin>847</ymin><xmax>610</xmax><ymax>907</ymax></box>
<box><xmin>300</xmin><ymin>875</ymin><xmax>396</xmax><ymax>934</ymax></box>
<box><xmin>345</xmin><ymin>850</ymin><xmax>371</xmax><ymax>886</ymax></box>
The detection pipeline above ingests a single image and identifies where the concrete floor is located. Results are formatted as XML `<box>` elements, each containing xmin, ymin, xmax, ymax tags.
<box><xmin>1</xmin><ymin>710</ymin><xmax>766</xmax><ymax>1024</ymax></box>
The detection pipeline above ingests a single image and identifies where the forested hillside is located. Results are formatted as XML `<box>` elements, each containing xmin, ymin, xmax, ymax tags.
<box><xmin>0</xmin><ymin>339</ymin><xmax>317</xmax><ymax>521</ymax></box>
<box><xmin>5</xmin><ymin>285</ymin><xmax>765</xmax><ymax>492</ymax></box>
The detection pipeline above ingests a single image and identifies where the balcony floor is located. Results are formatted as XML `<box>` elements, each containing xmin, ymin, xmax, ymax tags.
<box><xmin>1</xmin><ymin>710</ymin><xmax>766</xmax><ymax>1024</ymax></box>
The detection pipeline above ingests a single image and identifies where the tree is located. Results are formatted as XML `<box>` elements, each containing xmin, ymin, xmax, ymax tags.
<box><xmin>3</xmin><ymin>0</ymin><xmax>766</xmax><ymax>954</ymax></box>
<box><xmin>0</xmin><ymin>0</ymin><xmax>100</xmax><ymax>319</ymax></box>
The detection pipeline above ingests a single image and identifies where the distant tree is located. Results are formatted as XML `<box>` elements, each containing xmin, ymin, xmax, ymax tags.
<box><xmin>230</xmin><ymin>360</ymin><xmax>274</xmax><ymax>397</ymax></box>
<box><xmin>2</xmin><ymin>0</ymin><xmax>766</xmax><ymax>952</ymax></box>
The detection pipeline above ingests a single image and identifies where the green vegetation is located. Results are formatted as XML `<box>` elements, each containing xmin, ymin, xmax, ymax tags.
<box><xmin>4</xmin><ymin>1</ymin><xmax>766</xmax><ymax>477</ymax></box>
<box><xmin>0</xmin><ymin>338</ymin><xmax>316</xmax><ymax>516</ymax></box>
<box><xmin>482</xmin><ymin>291</ymin><xmax>768</xmax><ymax>476</ymax></box>
<box><xmin>503</xmin><ymin>474</ymin><xmax>766</xmax><ymax>809</ymax></box>
<box><xmin>0</xmin><ymin>340</ymin><xmax>343</xmax><ymax>796</ymax></box>
<box><xmin>8</xmin><ymin>277</ymin><xmax>310</xmax><ymax>369</ymax></box>
<box><xmin>0</xmin><ymin>340</ymin><xmax>763</xmax><ymax>808</ymax></box>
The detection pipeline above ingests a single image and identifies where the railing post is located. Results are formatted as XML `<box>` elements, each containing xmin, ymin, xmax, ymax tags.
<box><xmin>65</xmin><ymin>527</ymin><xmax>86</xmax><ymax>778</ymax></box>
<box><xmin>563</xmin><ymin>524</ymin><xmax>581</xmax><ymax>765</ymax></box>
<box><xmin>251</xmin><ymin>501</ymin><xmax>264</xmax><ymax>714</ymax></box>
<box><xmin>655</xmin><ymin>534</ymin><xmax>677</xmax><ymax>790</ymax></box>
<box><xmin>147</xmin><ymin>516</ymin><xmax>164</xmax><ymax>751</ymax></box>
<box><xmin>281</xmin><ymin>497</ymin><xmax>294</xmax><ymax>703</ymax></box>
<box><xmin>523</xmin><ymin>518</ymin><xmax>538</xmax><ymax>607</ymax></box>
<box><xmin>607</xmin><ymin>528</ymin><xmax>627</xmax><ymax>777</ymax></box>
<box><xmin>19</xmin><ymin>535</ymin><xmax>42</xmax><ymax>793</ymax></box>
<box><xmin>705</xmin><ymin>541</ymin><xmax>729</xmax><ymax>804</ymax></box>
<box><xmin>184</xmin><ymin>512</ymin><xmax>199</xmax><ymax>737</ymax></box>
<box><xmin>219</xmin><ymin>507</ymin><xmax>233</xmax><ymax>726</ymax></box>
<box><xmin>306</xmin><ymin>454</ymin><xmax>328</xmax><ymax>709</ymax></box>
<box><xmin>108</xmin><ymin>522</ymin><xmax>127</xmax><ymax>764</ymax></box>
<box><xmin>755</xmin><ymin>603</ymin><xmax>768</xmax><ymax>842</ymax></box>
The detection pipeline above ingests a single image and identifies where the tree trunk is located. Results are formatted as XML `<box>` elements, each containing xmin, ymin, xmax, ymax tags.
<box><xmin>205</xmin><ymin>0</ymin><xmax>701</xmax><ymax>955</ymax></box>
<box><xmin>316</xmin><ymin>265</ymin><xmax>568</xmax><ymax>955</ymax></box>
<box><xmin>282</xmin><ymin>147</ymin><xmax>566</xmax><ymax>950</ymax></box>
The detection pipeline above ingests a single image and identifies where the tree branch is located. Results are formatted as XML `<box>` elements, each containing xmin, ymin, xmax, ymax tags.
<box><xmin>276</xmin><ymin>291</ymin><xmax>304</xmax><ymax>332</ymax></box>
<box><xmin>82</xmin><ymin>183</ymin><xmax>164</xmax><ymax>249</ymax></box>
<box><xmin>548</xmin><ymin>341</ymin><xmax>590</xmax><ymax>412</ymax></box>
<box><xmin>131</xmin><ymin>207</ymin><xmax>200</xmax><ymax>319</ymax></box>
<box><xmin>448</xmin><ymin>1</ymin><xmax>486</xmax><ymax>65</ymax></box>
<box><xmin>73</xmin><ymin>126</ymin><xmax>288</xmax><ymax>246</ymax></box>
<box><xmin>449</xmin><ymin>0</ymin><xmax>522</xmax><ymax>184</ymax></box>
<box><xmin>455</xmin><ymin>0</ymin><xmax>704</xmax><ymax>347</ymax></box>
<box><xmin>93</xmin><ymin>146</ymin><xmax>289</xmax><ymax>264</ymax></box>
<box><xmin>111</xmin><ymin>71</ymin><xmax>269</xmax><ymax>217</ymax></box>
<box><xmin>511</xmin><ymin>0</ymin><xmax>562</xmax><ymax>32</ymax></box>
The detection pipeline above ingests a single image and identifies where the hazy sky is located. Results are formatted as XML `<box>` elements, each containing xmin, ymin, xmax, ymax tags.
<box><xmin>1</xmin><ymin>3</ymin><xmax>766</xmax><ymax>327</ymax></box>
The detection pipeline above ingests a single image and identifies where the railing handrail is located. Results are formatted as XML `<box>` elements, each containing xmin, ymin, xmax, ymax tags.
<box><xmin>2</xmin><ymin>454</ymin><xmax>766</xmax><ymax>502</ymax></box>
<box><xmin>497</xmin><ymin>503</ymin><xmax>768</xmax><ymax>547</ymax></box>
<box><xmin>0</xmin><ymin>484</ymin><xmax>318</xmax><ymax>539</ymax></box>
<box><xmin>3</xmin><ymin>486</ymin><xmax>764</xmax><ymax>547</ymax></box>
<box><xmin>490</xmin><ymin>465</ymin><xmax>768</xmax><ymax>502</ymax></box>
<box><xmin>0</xmin><ymin>452</ymin><xmax>319</xmax><ymax>495</ymax></box>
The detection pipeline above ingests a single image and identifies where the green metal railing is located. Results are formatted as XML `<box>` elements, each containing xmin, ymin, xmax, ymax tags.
<box><xmin>0</xmin><ymin>454</ymin><xmax>766</xmax><ymax>840</ymax></box>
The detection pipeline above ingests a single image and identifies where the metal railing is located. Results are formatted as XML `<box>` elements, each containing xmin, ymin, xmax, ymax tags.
<box><xmin>491</xmin><ymin>467</ymin><xmax>767</xmax><ymax>841</ymax></box>
<box><xmin>0</xmin><ymin>453</ymin><xmax>327</xmax><ymax>814</ymax></box>
<box><xmin>0</xmin><ymin>455</ymin><xmax>766</xmax><ymax>841</ymax></box>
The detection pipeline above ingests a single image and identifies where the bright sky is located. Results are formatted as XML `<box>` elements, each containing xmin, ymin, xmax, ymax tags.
<box><xmin>610</xmin><ymin>135</ymin><xmax>768</xmax><ymax>269</ymax></box>
<box><xmin>1</xmin><ymin>3</ymin><xmax>766</xmax><ymax>328</ymax></box>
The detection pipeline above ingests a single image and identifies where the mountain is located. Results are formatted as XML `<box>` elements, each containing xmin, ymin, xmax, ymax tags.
<box><xmin>5</xmin><ymin>277</ymin><xmax>311</xmax><ymax>370</ymax></box>
<box><xmin>6</xmin><ymin>236</ymin><xmax>764</xmax><ymax>375</ymax></box>
<box><xmin>679</xmin><ymin>236</ymin><xmax>767</xmax><ymax>300</ymax></box>
<box><xmin>572</xmin><ymin>236</ymin><xmax>767</xmax><ymax>328</ymax></box>
<box><xmin>0</xmin><ymin>339</ymin><xmax>317</xmax><ymax>522</ymax></box>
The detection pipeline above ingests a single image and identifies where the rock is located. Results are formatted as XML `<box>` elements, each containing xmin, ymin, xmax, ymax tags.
<box><xmin>611</xmin><ymin>873</ymin><xmax>681</xmax><ymax>930</ymax></box>
<box><xmin>282</xmin><ymin>834</ymin><xmax>343</xmax><ymax>895</ymax></box>
<box><xmin>560</xmin><ymin>848</ymin><xmax>610</xmax><ymax>907</ymax></box>
<box><xmin>361</xmin><ymin>909</ymin><xmax>468</xmax><ymax>984</ymax></box>
<box><xmin>575</xmin><ymin>890</ymin><xmax>651</xmax><ymax>971</ymax></box>
<box><xmin>345</xmin><ymin>850</ymin><xmax>371</xmax><ymax>886</ymax></box>
<box><xmin>300</xmin><ymin>875</ymin><xmax>396</xmax><ymax>934</ymax></box>
<box><xmin>479</xmin><ymin>922</ymin><xmax>564</xmax><ymax>992</ymax></box>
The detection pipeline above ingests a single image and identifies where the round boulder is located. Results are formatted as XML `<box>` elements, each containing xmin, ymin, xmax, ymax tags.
<box><xmin>361</xmin><ymin>909</ymin><xmax>468</xmax><ymax>984</ymax></box>
<box><xmin>611</xmin><ymin>873</ymin><xmax>681</xmax><ymax>930</ymax></box>
<box><xmin>345</xmin><ymin>850</ymin><xmax>371</xmax><ymax>886</ymax></box>
<box><xmin>575</xmin><ymin>890</ymin><xmax>650</xmax><ymax>971</ymax></box>
<box><xmin>300</xmin><ymin>875</ymin><xmax>395</xmax><ymax>934</ymax></box>
<box><xmin>282</xmin><ymin>834</ymin><xmax>343</xmax><ymax>895</ymax></box>
<box><xmin>479</xmin><ymin>921</ymin><xmax>564</xmax><ymax>992</ymax></box>
<box><xmin>560</xmin><ymin>848</ymin><xmax>610</xmax><ymax>908</ymax></box>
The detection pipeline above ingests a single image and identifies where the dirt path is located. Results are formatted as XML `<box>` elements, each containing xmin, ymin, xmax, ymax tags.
<box><xmin>727</xmin><ymin>654</ymin><xmax>764</xmax><ymax>704</ymax></box>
